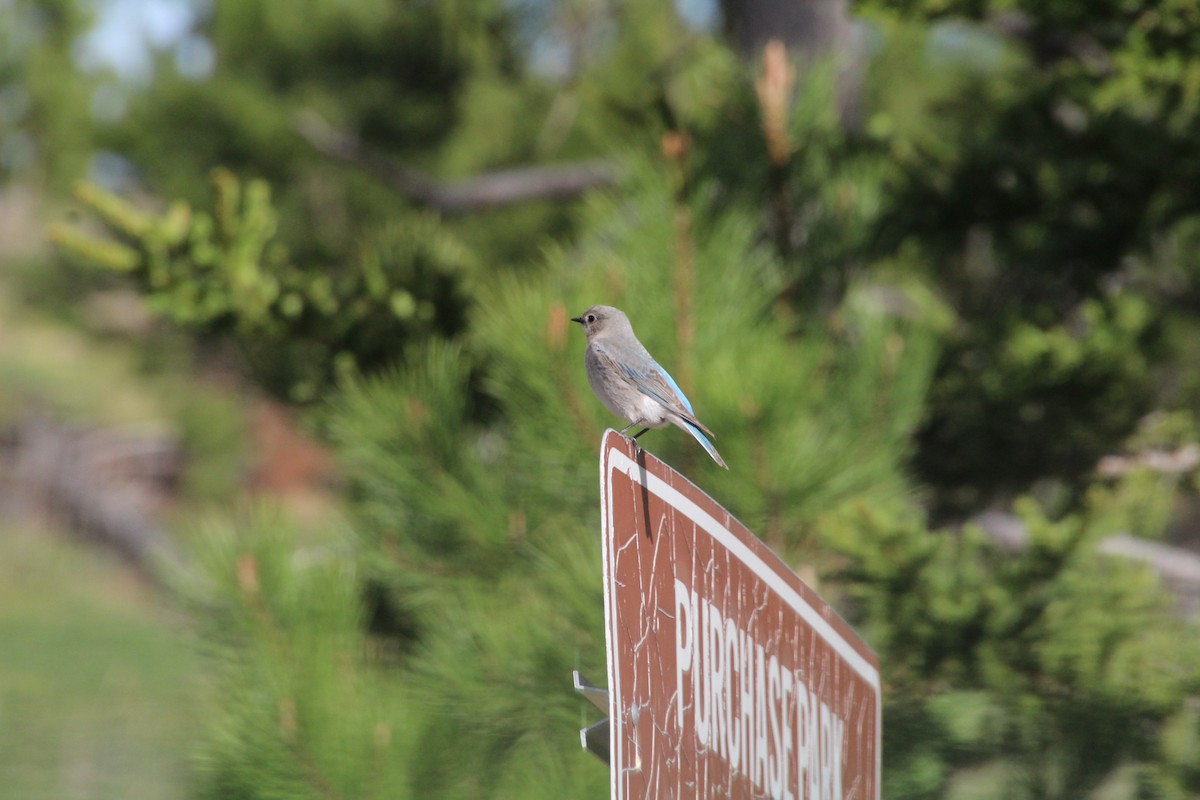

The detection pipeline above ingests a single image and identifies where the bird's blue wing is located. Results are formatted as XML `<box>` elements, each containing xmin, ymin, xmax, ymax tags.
<box><xmin>594</xmin><ymin>343</ymin><xmax>712</xmax><ymax>436</ymax></box>
<box><xmin>629</xmin><ymin>360</ymin><xmax>726</xmax><ymax>467</ymax></box>
<box><xmin>649</xmin><ymin>360</ymin><xmax>695</xmax><ymax>415</ymax></box>
<box><xmin>592</xmin><ymin>344</ymin><xmax>726</xmax><ymax>468</ymax></box>
<box><xmin>607</xmin><ymin>353</ymin><xmax>691</xmax><ymax>417</ymax></box>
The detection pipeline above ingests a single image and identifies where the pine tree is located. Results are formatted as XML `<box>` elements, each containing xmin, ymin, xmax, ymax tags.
<box><xmin>322</xmin><ymin>158</ymin><xmax>941</xmax><ymax>797</ymax></box>
<box><xmin>178</xmin><ymin>508</ymin><xmax>414</xmax><ymax>800</ymax></box>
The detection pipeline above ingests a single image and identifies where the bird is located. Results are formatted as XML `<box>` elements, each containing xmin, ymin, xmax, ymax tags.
<box><xmin>571</xmin><ymin>305</ymin><xmax>727</xmax><ymax>469</ymax></box>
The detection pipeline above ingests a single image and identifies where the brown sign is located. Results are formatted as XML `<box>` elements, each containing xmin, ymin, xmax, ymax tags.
<box><xmin>600</xmin><ymin>431</ymin><xmax>880</xmax><ymax>800</ymax></box>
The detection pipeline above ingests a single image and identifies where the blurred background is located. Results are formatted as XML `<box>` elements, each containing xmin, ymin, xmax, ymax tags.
<box><xmin>2</xmin><ymin>0</ymin><xmax>1200</xmax><ymax>797</ymax></box>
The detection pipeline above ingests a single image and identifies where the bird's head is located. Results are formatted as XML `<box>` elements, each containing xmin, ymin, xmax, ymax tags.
<box><xmin>571</xmin><ymin>305</ymin><xmax>629</xmax><ymax>340</ymax></box>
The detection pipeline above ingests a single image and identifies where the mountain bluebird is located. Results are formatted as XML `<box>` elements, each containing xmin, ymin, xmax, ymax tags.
<box><xmin>572</xmin><ymin>305</ymin><xmax>728</xmax><ymax>469</ymax></box>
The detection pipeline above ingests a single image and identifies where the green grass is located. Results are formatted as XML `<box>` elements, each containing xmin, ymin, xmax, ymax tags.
<box><xmin>0</xmin><ymin>523</ymin><xmax>201</xmax><ymax>800</ymax></box>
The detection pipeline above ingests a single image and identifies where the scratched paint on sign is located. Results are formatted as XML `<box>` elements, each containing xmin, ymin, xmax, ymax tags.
<box><xmin>599</xmin><ymin>432</ymin><xmax>880</xmax><ymax>800</ymax></box>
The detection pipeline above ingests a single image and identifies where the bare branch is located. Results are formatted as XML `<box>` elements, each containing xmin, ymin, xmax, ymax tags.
<box><xmin>294</xmin><ymin>111</ymin><xmax>619</xmax><ymax>215</ymax></box>
<box><xmin>3</xmin><ymin>415</ymin><xmax>183</xmax><ymax>584</ymax></box>
<box><xmin>1097</xmin><ymin>534</ymin><xmax>1200</xmax><ymax>589</ymax></box>
<box><xmin>1096</xmin><ymin>444</ymin><xmax>1200</xmax><ymax>478</ymax></box>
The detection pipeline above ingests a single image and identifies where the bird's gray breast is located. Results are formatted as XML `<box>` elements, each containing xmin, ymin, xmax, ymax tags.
<box><xmin>585</xmin><ymin>343</ymin><xmax>639</xmax><ymax>422</ymax></box>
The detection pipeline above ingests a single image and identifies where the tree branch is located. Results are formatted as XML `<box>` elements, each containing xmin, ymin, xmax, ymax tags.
<box><xmin>294</xmin><ymin>111</ymin><xmax>619</xmax><ymax>215</ymax></box>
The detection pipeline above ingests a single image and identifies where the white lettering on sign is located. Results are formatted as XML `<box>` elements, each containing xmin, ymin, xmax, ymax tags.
<box><xmin>675</xmin><ymin>579</ymin><xmax>846</xmax><ymax>800</ymax></box>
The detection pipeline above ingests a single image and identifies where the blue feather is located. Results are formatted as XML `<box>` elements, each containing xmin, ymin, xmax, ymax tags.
<box><xmin>681</xmin><ymin>419</ymin><xmax>726</xmax><ymax>468</ymax></box>
<box><xmin>652</xmin><ymin>362</ymin><xmax>695</xmax><ymax>415</ymax></box>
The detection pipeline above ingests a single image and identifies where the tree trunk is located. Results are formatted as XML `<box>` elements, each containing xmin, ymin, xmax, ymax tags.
<box><xmin>719</xmin><ymin>0</ymin><xmax>863</xmax><ymax>124</ymax></box>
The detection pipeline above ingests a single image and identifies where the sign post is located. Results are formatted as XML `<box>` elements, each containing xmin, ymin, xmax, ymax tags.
<box><xmin>594</xmin><ymin>430</ymin><xmax>880</xmax><ymax>800</ymax></box>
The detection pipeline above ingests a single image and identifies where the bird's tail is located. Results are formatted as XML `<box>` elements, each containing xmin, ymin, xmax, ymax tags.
<box><xmin>678</xmin><ymin>419</ymin><xmax>728</xmax><ymax>470</ymax></box>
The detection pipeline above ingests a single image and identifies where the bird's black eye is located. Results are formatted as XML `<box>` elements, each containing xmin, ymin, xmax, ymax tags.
<box><xmin>586</xmin><ymin>314</ymin><xmax>596</xmax><ymax>323</ymax></box>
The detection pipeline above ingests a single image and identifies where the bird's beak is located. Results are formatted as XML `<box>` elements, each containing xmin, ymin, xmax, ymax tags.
<box><xmin>570</xmin><ymin>316</ymin><xmax>584</xmax><ymax>324</ymax></box>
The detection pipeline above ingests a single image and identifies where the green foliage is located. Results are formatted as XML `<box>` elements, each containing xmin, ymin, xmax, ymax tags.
<box><xmin>180</xmin><ymin>508</ymin><xmax>413</xmax><ymax>800</ymax></box>
<box><xmin>19</xmin><ymin>0</ymin><xmax>1200</xmax><ymax>797</ymax></box>
<box><xmin>93</xmin><ymin>0</ymin><xmax>590</xmax><ymax>261</ymax></box>
<box><xmin>331</xmin><ymin>339</ymin><xmax>613</xmax><ymax>799</ymax></box>
<box><xmin>920</xmin><ymin>291</ymin><xmax>1160</xmax><ymax>509</ymax></box>
<box><xmin>0</xmin><ymin>0</ymin><xmax>99</xmax><ymax>186</ymax></box>
<box><xmin>827</xmin><ymin>490</ymin><xmax>1200</xmax><ymax>799</ymax></box>
<box><xmin>845</xmin><ymin>5</ymin><xmax>1200</xmax><ymax>504</ymax></box>
<box><xmin>688</xmin><ymin>10</ymin><xmax>1153</xmax><ymax>505</ymax></box>
<box><xmin>323</xmin><ymin>165</ymin><xmax>942</xmax><ymax>798</ymax></box>
<box><xmin>1085</xmin><ymin>411</ymin><xmax>1200</xmax><ymax>541</ymax></box>
<box><xmin>53</xmin><ymin>170</ymin><xmax>473</xmax><ymax>401</ymax></box>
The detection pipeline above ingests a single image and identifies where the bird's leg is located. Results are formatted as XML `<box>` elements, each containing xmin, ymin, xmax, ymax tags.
<box><xmin>618</xmin><ymin>420</ymin><xmax>643</xmax><ymax>436</ymax></box>
<box><xmin>618</xmin><ymin>421</ymin><xmax>652</xmax><ymax>443</ymax></box>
